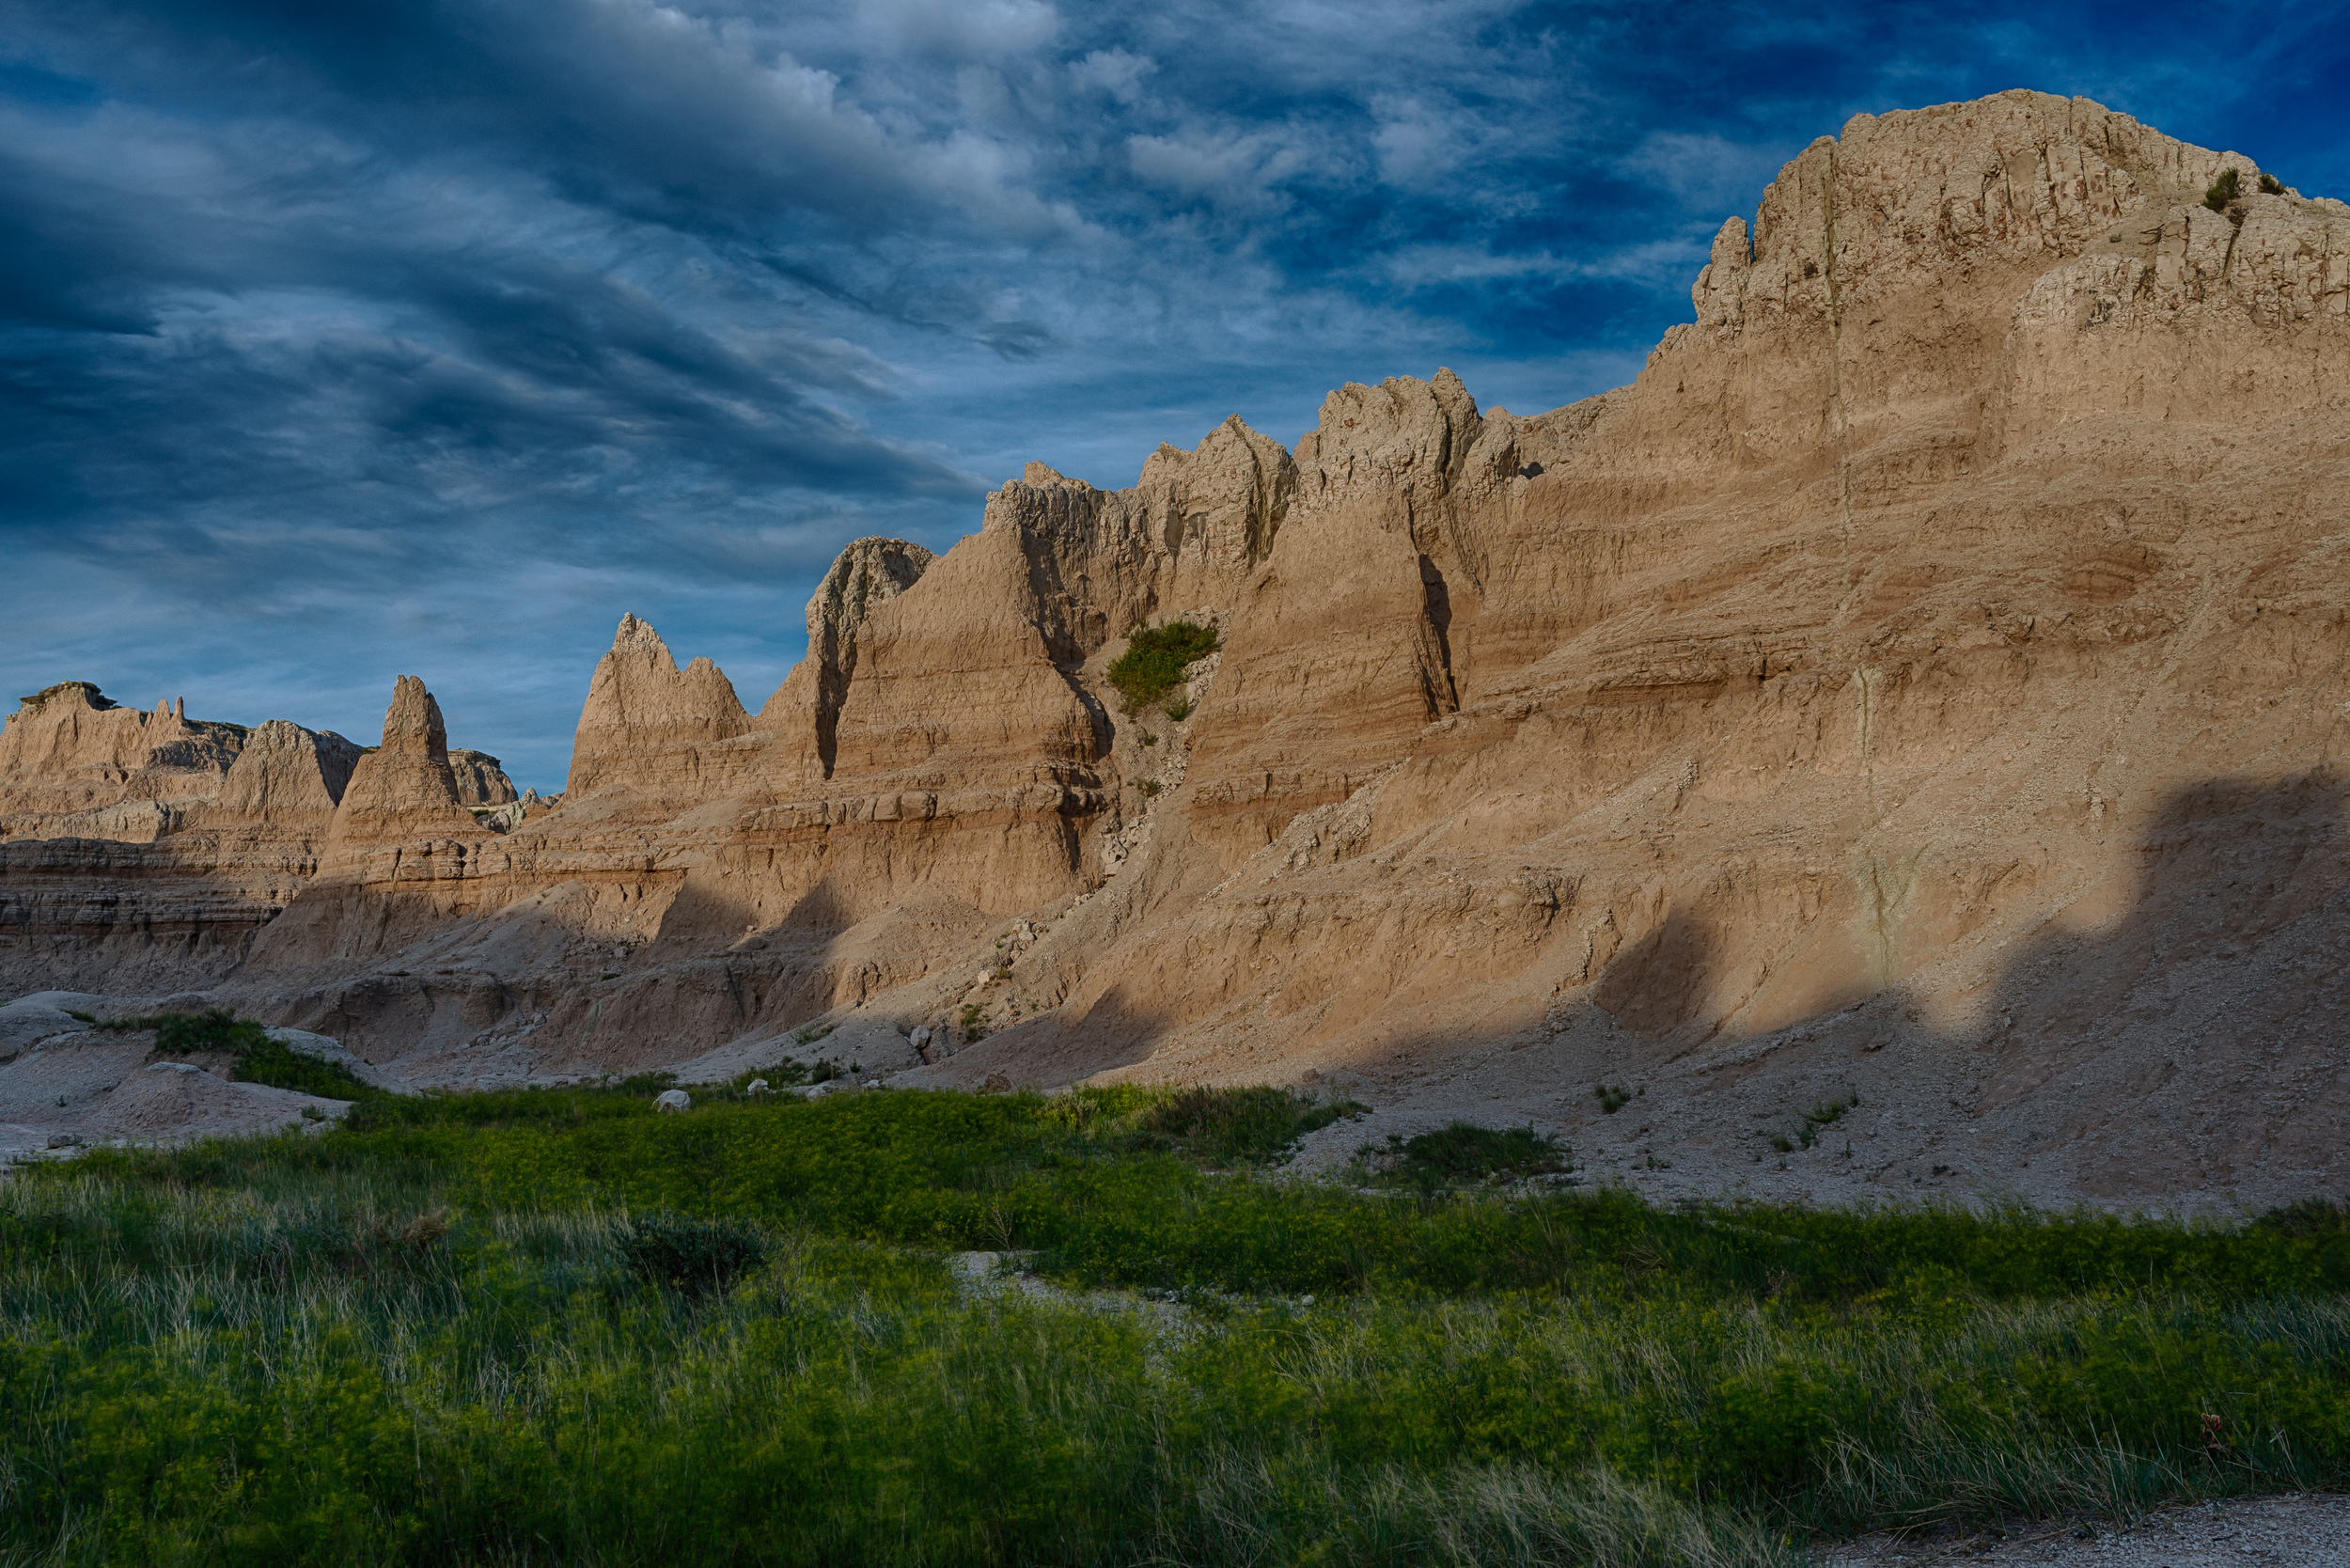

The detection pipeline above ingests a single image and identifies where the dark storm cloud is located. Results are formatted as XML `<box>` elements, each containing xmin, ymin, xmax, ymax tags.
<box><xmin>4</xmin><ymin>0</ymin><xmax>2344</xmax><ymax>787</ymax></box>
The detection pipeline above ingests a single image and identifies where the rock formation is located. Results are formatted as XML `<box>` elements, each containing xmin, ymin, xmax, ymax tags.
<box><xmin>205</xmin><ymin>722</ymin><xmax>361</xmax><ymax>828</ymax></box>
<box><xmin>0</xmin><ymin>682</ymin><xmax>245</xmax><ymax>839</ymax></box>
<box><xmin>565</xmin><ymin>614</ymin><xmax>756</xmax><ymax>806</ymax></box>
<box><xmin>446</xmin><ymin>750</ymin><xmax>517</xmax><ymax>807</ymax></box>
<box><xmin>5</xmin><ymin>90</ymin><xmax>2348</xmax><ymax>1204</ymax></box>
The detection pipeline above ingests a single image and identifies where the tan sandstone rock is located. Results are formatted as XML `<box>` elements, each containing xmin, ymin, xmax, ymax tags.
<box><xmin>6</xmin><ymin>90</ymin><xmax>2349</xmax><ymax>1208</ymax></box>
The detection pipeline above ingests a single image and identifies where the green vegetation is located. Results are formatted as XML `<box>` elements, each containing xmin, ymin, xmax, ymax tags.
<box><xmin>1106</xmin><ymin>619</ymin><xmax>1219</xmax><ymax>714</ymax></box>
<box><xmin>4</xmin><ymin>1081</ymin><xmax>2349</xmax><ymax>1565</ymax></box>
<box><xmin>1360</xmin><ymin>1121</ymin><xmax>1574</xmax><ymax>1193</ymax></box>
<box><xmin>2205</xmin><ymin>166</ymin><xmax>2241</xmax><ymax>212</ymax></box>
<box><xmin>619</xmin><ymin>1210</ymin><xmax>772</xmax><ymax>1297</ymax></box>
<box><xmin>1595</xmin><ymin>1081</ymin><xmax>1635</xmax><ymax>1114</ymax></box>
<box><xmin>68</xmin><ymin>1007</ymin><xmax>384</xmax><ymax>1102</ymax></box>
<box><xmin>1773</xmin><ymin>1094</ymin><xmax>1862</xmax><ymax>1152</ymax></box>
<box><xmin>2260</xmin><ymin>171</ymin><xmax>2286</xmax><ymax>196</ymax></box>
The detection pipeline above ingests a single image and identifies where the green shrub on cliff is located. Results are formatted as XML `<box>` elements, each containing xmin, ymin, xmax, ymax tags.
<box><xmin>1106</xmin><ymin>619</ymin><xmax>1219</xmax><ymax>713</ymax></box>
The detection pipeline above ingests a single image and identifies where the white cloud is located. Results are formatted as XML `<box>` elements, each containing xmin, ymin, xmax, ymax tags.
<box><xmin>1071</xmin><ymin>48</ymin><xmax>1155</xmax><ymax>104</ymax></box>
<box><xmin>1623</xmin><ymin>131</ymin><xmax>1792</xmax><ymax>215</ymax></box>
<box><xmin>855</xmin><ymin>0</ymin><xmax>1061</xmax><ymax>61</ymax></box>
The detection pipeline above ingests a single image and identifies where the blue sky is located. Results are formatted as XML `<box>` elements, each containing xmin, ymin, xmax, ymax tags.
<box><xmin>5</xmin><ymin>0</ymin><xmax>2346</xmax><ymax>792</ymax></box>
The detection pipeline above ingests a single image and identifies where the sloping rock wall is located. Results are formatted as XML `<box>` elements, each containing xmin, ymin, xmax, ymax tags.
<box><xmin>5</xmin><ymin>91</ymin><xmax>2348</xmax><ymax>1203</ymax></box>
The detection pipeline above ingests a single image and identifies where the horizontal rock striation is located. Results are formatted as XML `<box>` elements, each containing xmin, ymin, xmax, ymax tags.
<box><xmin>5</xmin><ymin>90</ymin><xmax>2348</xmax><ymax>1202</ymax></box>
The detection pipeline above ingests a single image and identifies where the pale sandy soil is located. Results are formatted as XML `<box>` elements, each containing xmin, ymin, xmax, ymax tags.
<box><xmin>1819</xmin><ymin>1494</ymin><xmax>2350</xmax><ymax>1566</ymax></box>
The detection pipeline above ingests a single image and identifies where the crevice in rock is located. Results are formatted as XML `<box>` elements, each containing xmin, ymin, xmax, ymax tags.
<box><xmin>1418</xmin><ymin>554</ymin><xmax>1461</xmax><ymax>714</ymax></box>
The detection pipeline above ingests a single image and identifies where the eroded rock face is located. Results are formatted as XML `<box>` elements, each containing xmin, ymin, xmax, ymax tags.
<box><xmin>565</xmin><ymin>615</ymin><xmax>753</xmax><ymax>802</ymax></box>
<box><xmin>446</xmin><ymin>750</ymin><xmax>517</xmax><ymax>807</ymax></box>
<box><xmin>6</xmin><ymin>91</ymin><xmax>2350</xmax><ymax>1204</ymax></box>
<box><xmin>791</xmin><ymin>537</ymin><xmax>934</xmax><ymax>777</ymax></box>
<box><xmin>0</xmin><ymin>684</ymin><xmax>244</xmax><ymax>838</ymax></box>
<box><xmin>208</xmin><ymin>722</ymin><xmax>361</xmax><ymax>828</ymax></box>
<box><xmin>328</xmin><ymin>678</ymin><xmax>481</xmax><ymax>846</ymax></box>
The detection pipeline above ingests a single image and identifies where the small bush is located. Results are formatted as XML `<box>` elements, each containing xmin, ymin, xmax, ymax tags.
<box><xmin>960</xmin><ymin>1003</ymin><xmax>987</xmax><ymax>1043</ymax></box>
<box><xmin>121</xmin><ymin>1009</ymin><xmax>384</xmax><ymax>1101</ymax></box>
<box><xmin>618</xmin><ymin>1211</ymin><xmax>769</xmax><ymax>1297</ymax></box>
<box><xmin>2204</xmin><ymin>166</ymin><xmax>2240</xmax><ymax>212</ymax></box>
<box><xmin>2258</xmin><ymin>171</ymin><xmax>2284</xmax><ymax>196</ymax></box>
<box><xmin>1594</xmin><ymin>1083</ymin><xmax>1632</xmax><ymax>1115</ymax></box>
<box><xmin>1106</xmin><ymin>620</ymin><xmax>1219</xmax><ymax>713</ymax></box>
<box><xmin>2252</xmin><ymin>1197</ymin><xmax>2347</xmax><ymax>1238</ymax></box>
<box><xmin>1163</xmin><ymin>697</ymin><xmax>1194</xmax><ymax>721</ymax></box>
<box><xmin>1366</xmin><ymin>1122</ymin><xmax>1574</xmax><ymax>1192</ymax></box>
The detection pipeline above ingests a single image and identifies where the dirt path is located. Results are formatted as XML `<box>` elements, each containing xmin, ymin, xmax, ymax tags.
<box><xmin>1822</xmin><ymin>1493</ymin><xmax>2350</xmax><ymax>1566</ymax></box>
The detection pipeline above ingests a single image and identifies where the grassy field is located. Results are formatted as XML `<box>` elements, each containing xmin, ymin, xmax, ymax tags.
<box><xmin>3</xmin><ymin>1081</ymin><xmax>2346</xmax><ymax>1565</ymax></box>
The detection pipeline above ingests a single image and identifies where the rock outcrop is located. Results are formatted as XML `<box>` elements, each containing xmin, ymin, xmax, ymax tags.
<box><xmin>446</xmin><ymin>750</ymin><xmax>517</xmax><ymax>807</ymax></box>
<box><xmin>0</xmin><ymin>683</ymin><xmax>246</xmax><ymax>839</ymax></box>
<box><xmin>327</xmin><ymin>678</ymin><xmax>486</xmax><ymax>846</ymax></box>
<box><xmin>205</xmin><ymin>721</ymin><xmax>361</xmax><ymax>828</ymax></box>
<box><xmin>5</xmin><ymin>90</ymin><xmax>2348</xmax><ymax>1205</ymax></box>
<box><xmin>565</xmin><ymin>614</ymin><xmax>753</xmax><ymax>804</ymax></box>
<box><xmin>781</xmin><ymin>536</ymin><xmax>935</xmax><ymax>777</ymax></box>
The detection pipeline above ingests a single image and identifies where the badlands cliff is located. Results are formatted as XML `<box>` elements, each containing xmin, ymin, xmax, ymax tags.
<box><xmin>4</xmin><ymin>90</ymin><xmax>2347</xmax><ymax>1204</ymax></box>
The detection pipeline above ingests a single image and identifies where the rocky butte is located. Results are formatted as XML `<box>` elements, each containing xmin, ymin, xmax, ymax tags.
<box><xmin>3</xmin><ymin>91</ymin><xmax>2346</xmax><ymax>1205</ymax></box>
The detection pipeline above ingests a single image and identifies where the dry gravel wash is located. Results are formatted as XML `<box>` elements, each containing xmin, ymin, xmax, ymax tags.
<box><xmin>1821</xmin><ymin>1494</ymin><xmax>2350</xmax><ymax>1565</ymax></box>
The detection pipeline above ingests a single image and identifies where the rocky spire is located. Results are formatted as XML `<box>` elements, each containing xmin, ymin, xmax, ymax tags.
<box><xmin>564</xmin><ymin>615</ymin><xmax>751</xmax><ymax>799</ymax></box>
<box><xmin>326</xmin><ymin>676</ymin><xmax>481</xmax><ymax>843</ymax></box>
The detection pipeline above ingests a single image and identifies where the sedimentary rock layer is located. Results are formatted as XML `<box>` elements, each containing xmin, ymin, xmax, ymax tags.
<box><xmin>4</xmin><ymin>90</ymin><xmax>2346</xmax><ymax>1200</ymax></box>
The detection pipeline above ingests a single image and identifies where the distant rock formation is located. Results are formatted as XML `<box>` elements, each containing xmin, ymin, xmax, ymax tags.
<box><xmin>205</xmin><ymin>721</ymin><xmax>361</xmax><ymax>828</ymax></box>
<box><xmin>446</xmin><ymin>750</ymin><xmax>517</xmax><ymax>807</ymax></box>
<box><xmin>326</xmin><ymin>677</ymin><xmax>484</xmax><ymax>846</ymax></box>
<box><xmin>5</xmin><ymin>90</ymin><xmax>2349</xmax><ymax>1203</ymax></box>
<box><xmin>0</xmin><ymin>682</ymin><xmax>244</xmax><ymax>838</ymax></box>
<box><xmin>564</xmin><ymin>613</ymin><xmax>754</xmax><ymax>806</ymax></box>
<box><xmin>791</xmin><ymin>536</ymin><xmax>935</xmax><ymax>776</ymax></box>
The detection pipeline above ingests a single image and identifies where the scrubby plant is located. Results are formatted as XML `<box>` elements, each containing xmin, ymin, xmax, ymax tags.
<box><xmin>13</xmin><ymin>1077</ymin><xmax>2350</xmax><ymax>1564</ymax></box>
<box><xmin>1594</xmin><ymin>1082</ymin><xmax>1633</xmax><ymax>1115</ymax></box>
<box><xmin>88</xmin><ymin>1008</ymin><xmax>384</xmax><ymax>1101</ymax></box>
<box><xmin>2259</xmin><ymin>171</ymin><xmax>2285</xmax><ymax>196</ymax></box>
<box><xmin>1802</xmin><ymin>1095</ymin><xmax>1856</xmax><ymax>1130</ymax></box>
<box><xmin>618</xmin><ymin>1210</ymin><xmax>769</xmax><ymax>1297</ymax></box>
<box><xmin>1364</xmin><ymin>1122</ymin><xmax>1574</xmax><ymax>1192</ymax></box>
<box><xmin>960</xmin><ymin>1002</ymin><xmax>987</xmax><ymax>1043</ymax></box>
<box><xmin>1106</xmin><ymin>619</ymin><xmax>1219</xmax><ymax>713</ymax></box>
<box><xmin>2204</xmin><ymin>166</ymin><xmax>2241</xmax><ymax>212</ymax></box>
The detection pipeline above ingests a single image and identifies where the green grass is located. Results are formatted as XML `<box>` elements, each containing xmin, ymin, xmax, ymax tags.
<box><xmin>1106</xmin><ymin>620</ymin><xmax>1219</xmax><ymax>714</ymax></box>
<box><xmin>1359</xmin><ymin>1121</ymin><xmax>1575</xmax><ymax>1194</ymax></box>
<box><xmin>3</xmin><ymin>1081</ymin><xmax>2348</xmax><ymax>1565</ymax></box>
<box><xmin>65</xmin><ymin>1008</ymin><xmax>384</xmax><ymax>1103</ymax></box>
